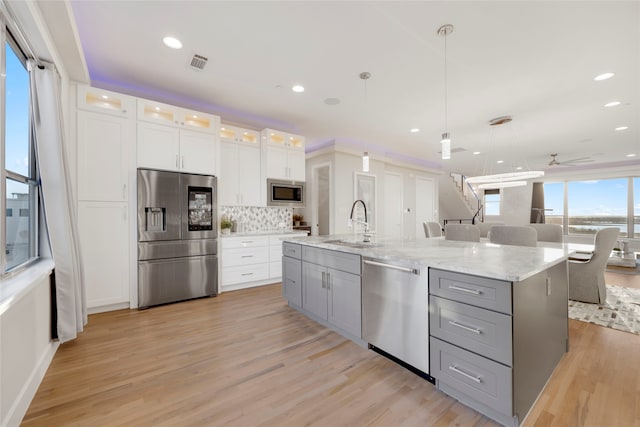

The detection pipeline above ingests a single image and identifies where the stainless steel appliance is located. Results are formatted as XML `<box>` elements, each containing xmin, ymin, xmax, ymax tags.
<box><xmin>137</xmin><ymin>168</ymin><xmax>218</xmax><ymax>308</ymax></box>
<box><xmin>267</xmin><ymin>179</ymin><xmax>304</xmax><ymax>207</ymax></box>
<box><xmin>362</xmin><ymin>258</ymin><xmax>430</xmax><ymax>374</ymax></box>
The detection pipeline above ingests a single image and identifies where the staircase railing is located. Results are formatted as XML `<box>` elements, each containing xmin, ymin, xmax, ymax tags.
<box><xmin>446</xmin><ymin>173</ymin><xmax>484</xmax><ymax>225</ymax></box>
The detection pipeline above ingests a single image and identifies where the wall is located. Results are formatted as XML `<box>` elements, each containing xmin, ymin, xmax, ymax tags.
<box><xmin>483</xmin><ymin>182</ymin><xmax>534</xmax><ymax>226</ymax></box>
<box><xmin>305</xmin><ymin>147</ymin><xmax>440</xmax><ymax>238</ymax></box>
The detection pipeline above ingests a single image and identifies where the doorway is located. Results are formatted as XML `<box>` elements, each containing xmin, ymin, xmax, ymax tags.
<box><xmin>415</xmin><ymin>176</ymin><xmax>435</xmax><ymax>239</ymax></box>
<box><xmin>312</xmin><ymin>164</ymin><xmax>331</xmax><ymax>235</ymax></box>
<box><xmin>383</xmin><ymin>172</ymin><xmax>403</xmax><ymax>237</ymax></box>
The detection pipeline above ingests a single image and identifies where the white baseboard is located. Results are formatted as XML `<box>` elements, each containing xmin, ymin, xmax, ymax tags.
<box><xmin>3</xmin><ymin>340</ymin><xmax>59</xmax><ymax>427</ymax></box>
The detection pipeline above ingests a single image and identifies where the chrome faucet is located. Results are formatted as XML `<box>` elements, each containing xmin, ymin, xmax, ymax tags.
<box><xmin>348</xmin><ymin>199</ymin><xmax>372</xmax><ymax>242</ymax></box>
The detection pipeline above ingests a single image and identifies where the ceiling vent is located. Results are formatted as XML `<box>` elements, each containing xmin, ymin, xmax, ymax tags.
<box><xmin>189</xmin><ymin>54</ymin><xmax>208</xmax><ymax>71</ymax></box>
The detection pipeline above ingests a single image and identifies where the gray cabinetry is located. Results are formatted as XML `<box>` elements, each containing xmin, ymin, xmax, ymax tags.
<box><xmin>300</xmin><ymin>246</ymin><xmax>362</xmax><ymax>339</ymax></box>
<box><xmin>282</xmin><ymin>243</ymin><xmax>302</xmax><ymax>307</ymax></box>
<box><xmin>429</xmin><ymin>265</ymin><xmax>568</xmax><ymax>427</ymax></box>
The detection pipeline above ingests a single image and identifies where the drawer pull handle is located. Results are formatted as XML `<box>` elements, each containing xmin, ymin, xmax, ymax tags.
<box><xmin>241</xmin><ymin>241</ymin><xmax>254</xmax><ymax>244</ymax></box>
<box><xmin>449</xmin><ymin>365</ymin><xmax>482</xmax><ymax>384</ymax></box>
<box><xmin>448</xmin><ymin>285</ymin><xmax>481</xmax><ymax>295</ymax></box>
<box><xmin>449</xmin><ymin>321</ymin><xmax>482</xmax><ymax>335</ymax></box>
<box><xmin>241</xmin><ymin>255</ymin><xmax>254</xmax><ymax>258</ymax></box>
<box><xmin>241</xmin><ymin>273</ymin><xmax>254</xmax><ymax>276</ymax></box>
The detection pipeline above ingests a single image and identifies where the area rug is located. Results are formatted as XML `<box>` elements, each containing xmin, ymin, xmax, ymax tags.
<box><xmin>568</xmin><ymin>285</ymin><xmax>640</xmax><ymax>335</ymax></box>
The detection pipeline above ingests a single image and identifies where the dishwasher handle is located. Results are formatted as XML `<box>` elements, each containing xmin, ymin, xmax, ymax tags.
<box><xmin>363</xmin><ymin>259</ymin><xmax>420</xmax><ymax>275</ymax></box>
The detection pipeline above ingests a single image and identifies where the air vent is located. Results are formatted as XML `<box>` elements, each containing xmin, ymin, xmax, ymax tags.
<box><xmin>189</xmin><ymin>54</ymin><xmax>208</xmax><ymax>71</ymax></box>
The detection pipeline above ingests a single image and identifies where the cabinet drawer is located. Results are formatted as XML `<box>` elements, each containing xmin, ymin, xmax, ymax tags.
<box><xmin>430</xmin><ymin>296</ymin><xmax>512</xmax><ymax>366</ymax></box>
<box><xmin>431</xmin><ymin>337</ymin><xmax>512</xmax><ymax>416</ymax></box>
<box><xmin>221</xmin><ymin>236</ymin><xmax>269</xmax><ymax>249</ymax></box>
<box><xmin>222</xmin><ymin>247</ymin><xmax>269</xmax><ymax>267</ymax></box>
<box><xmin>429</xmin><ymin>268</ymin><xmax>512</xmax><ymax>314</ymax></box>
<box><xmin>222</xmin><ymin>263</ymin><xmax>269</xmax><ymax>286</ymax></box>
<box><xmin>302</xmin><ymin>246</ymin><xmax>360</xmax><ymax>275</ymax></box>
<box><xmin>282</xmin><ymin>242</ymin><xmax>302</xmax><ymax>260</ymax></box>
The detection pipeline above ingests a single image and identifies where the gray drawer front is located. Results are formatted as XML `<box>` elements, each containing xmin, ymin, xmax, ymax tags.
<box><xmin>302</xmin><ymin>246</ymin><xmax>360</xmax><ymax>275</ymax></box>
<box><xmin>429</xmin><ymin>268</ymin><xmax>512</xmax><ymax>314</ymax></box>
<box><xmin>430</xmin><ymin>296</ymin><xmax>513</xmax><ymax>366</ymax></box>
<box><xmin>430</xmin><ymin>337</ymin><xmax>512</xmax><ymax>416</ymax></box>
<box><xmin>282</xmin><ymin>242</ymin><xmax>302</xmax><ymax>260</ymax></box>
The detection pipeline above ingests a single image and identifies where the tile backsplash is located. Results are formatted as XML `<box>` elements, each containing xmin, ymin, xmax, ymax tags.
<box><xmin>220</xmin><ymin>206</ymin><xmax>293</xmax><ymax>233</ymax></box>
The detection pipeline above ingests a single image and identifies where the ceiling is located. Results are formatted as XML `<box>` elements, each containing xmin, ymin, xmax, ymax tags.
<box><xmin>65</xmin><ymin>1</ymin><xmax>639</xmax><ymax>177</ymax></box>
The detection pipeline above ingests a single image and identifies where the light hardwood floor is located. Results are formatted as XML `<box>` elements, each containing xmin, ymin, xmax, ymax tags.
<box><xmin>23</xmin><ymin>272</ymin><xmax>639</xmax><ymax>426</ymax></box>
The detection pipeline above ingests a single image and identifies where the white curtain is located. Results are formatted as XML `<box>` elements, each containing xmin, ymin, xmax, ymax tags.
<box><xmin>28</xmin><ymin>60</ymin><xmax>86</xmax><ymax>343</ymax></box>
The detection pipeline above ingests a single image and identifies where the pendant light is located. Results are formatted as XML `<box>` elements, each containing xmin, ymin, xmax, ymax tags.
<box><xmin>438</xmin><ymin>24</ymin><xmax>454</xmax><ymax>160</ymax></box>
<box><xmin>362</xmin><ymin>152</ymin><xmax>370</xmax><ymax>172</ymax></box>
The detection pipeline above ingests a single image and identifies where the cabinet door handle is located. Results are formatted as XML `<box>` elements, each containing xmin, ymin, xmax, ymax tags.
<box><xmin>122</xmin><ymin>184</ymin><xmax>127</xmax><ymax>200</ymax></box>
<box><xmin>175</xmin><ymin>154</ymin><xmax>179</xmax><ymax>168</ymax></box>
<box><xmin>449</xmin><ymin>365</ymin><xmax>482</xmax><ymax>383</ymax></box>
<box><xmin>321</xmin><ymin>271</ymin><xmax>326</xmax><ymax>289</ymax></box>
<box><xmin>181</xmin><ymin>156</ymin><xmax>184</xmax><ymax>169</ymax></box>
<box><xmin>448</xmin><ymin>321</ymin><xmax>482</xmax><ymax>335</ymax></box>
<box><xmin>448</xmin><ymin>284</ymin><xmax>481</xmax><ymax>295</ymax></box>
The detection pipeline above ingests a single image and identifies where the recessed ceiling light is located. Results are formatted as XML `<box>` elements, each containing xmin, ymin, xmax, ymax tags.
<box><xmin>292</xmin><ymin>85</ymin><xmax>305</xmax><ymax>93</ymax></box>
<box><xmin>626</xmin><ymin>153</ymin><xmax>637</xmax><ymax>158</ymax></box>
<box><xmin>155</xmin><ymin>107</ymin><xmax>160</xmax><ymax>111</ymax></box>
<box><xmin>594</xmin><ymin>72</ymin><xmax>615</xmax><ymax>81</ymax></box>
<box><xmin>615</xmin><ymin>126</ymin><xmax>629</xmax><ymax>131</ymax></box>
<box><xmin>515</xmin><ymin>166</ymin><xmax>523</xmax><ymax>170</ymax></box>
<box><xmin>101</xmin><ymin>95</ymin><xmax>108</xmax><ymax>100</ymax></box>
<box><xmin>604</xmin><ymin>101</ymin><xmax>621</xmax><ymax>107</ymax></box>
<box><xmin>496</xmin><ymin>160</ymin><xmax>504</xmax><ymax>164</ymax></box>
<box><xmin>473</xmin><ymin>151</ymin><xmax>481</xmax><ymax>155</ymax></box>
<box><xmin>410</xmin><ymin>128</ymin><xmax>420</xmax><ymax>133</ymax></box>
<box><xmin>162</xmin><ymin>36</ymin><xmax>182</xmax><ymax>49</ymax></box>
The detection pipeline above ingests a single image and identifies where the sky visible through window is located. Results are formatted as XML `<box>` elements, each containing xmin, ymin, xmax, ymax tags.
<box><xmin>5</xmin><ymin>40</ymin><xmax>30</xmax><ymax>197</ymax></box>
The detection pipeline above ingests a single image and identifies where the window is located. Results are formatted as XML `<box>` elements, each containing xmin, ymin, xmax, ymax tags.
<box><xmin>543</xmin><ymin>182</ymin><xmax>564</xmax><ymax>227</ymax></box>
<box><xmin>2</xmin><ymin>29</ymin><xmax>38</xmax><ymax>273</ymax></box>
<box><xmin>545</xmin><ymin>178</ymin><xmax>634</xmax><ymax>238</ymax></box>
<box><xmin>568</xmin><ymin>178</ymin><xmax>628</xmax><ymax>237</ymax></box>
<box><xmin>635</xmin><ymin>177</ymin><xmax>639</xmax><ymax>238</ymax></box>
<box><xmin>484</xmin><ymin>189</ymin><xmax>500</xmax><ymax>216</ymax></box>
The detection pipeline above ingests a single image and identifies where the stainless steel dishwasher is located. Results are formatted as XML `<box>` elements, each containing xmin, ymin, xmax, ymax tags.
<box><xmin>362</xmin><ymin>258</ymin><xmax>430</xmax><ymax>376</ymax></box>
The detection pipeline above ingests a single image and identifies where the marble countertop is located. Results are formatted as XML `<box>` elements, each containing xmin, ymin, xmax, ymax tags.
<box><xmin>220</xmin><ymin>230</ymin><xmax>308</xmax><ymax>238</ymax></box>
<box><xmin>281</xmin><ymin>234</ymin><xmax>578</xmax><ymax>282</ymax></box>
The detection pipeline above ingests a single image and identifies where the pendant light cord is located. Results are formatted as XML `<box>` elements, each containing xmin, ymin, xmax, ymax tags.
<box><xmin>444</xmin><ymin>30</ymin><xmax>448</xmax><ymax>132</ymax></box>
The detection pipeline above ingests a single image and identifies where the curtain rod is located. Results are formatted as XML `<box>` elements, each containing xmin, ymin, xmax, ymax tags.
<box><xmin>0</xmin><ymin>0</ymin><xmax>42</xmax><ymax>64</ymax></box>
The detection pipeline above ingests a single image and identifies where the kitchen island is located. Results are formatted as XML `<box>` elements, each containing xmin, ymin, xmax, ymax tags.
<box><xmin>281</xmin><ymin>234</ymin><xmax>571</xmax><ymax>427</ymax></box>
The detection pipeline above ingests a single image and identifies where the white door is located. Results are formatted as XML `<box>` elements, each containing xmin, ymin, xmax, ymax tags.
<box><xmin>219</xmin><ymin>142</ymin><xmax>239</xmax><ymax>206</ymax></box>
<box><xmin>313</xmin><ymin>164</ymin><xmax>331</xmax><ymax>235</ymax></box>
<box><xmin>78</xmin><ymin>201</ymin><xmax>130</xmax><ymax>309</ymax></box>
<box><xmin>77</xmin><ymin>111</ymin><xmax>132</xmax><ymax>202</ymax></box>
<box><xmin>237</xmin><ymin>145</ymin><xmax>262</xmax><ymax>206</ymax></box>
<box><xmin>415</xmin><ymin>176</ymin><xmax>436</xmax><ymax>239</ymax></box>
<box><xmin>137</xmin><ymin>122</ymin><xmax>179</xmax><ymax>171</ymax></box>
<box><xmin>179</xmin><ymin>129</ymin><xmax>215</xmax><ymax>175</ymax></box>
<box><xmin>383</xmin><ymin>172</ymin><xmax>403</xmax><ymax>237</ymax></box>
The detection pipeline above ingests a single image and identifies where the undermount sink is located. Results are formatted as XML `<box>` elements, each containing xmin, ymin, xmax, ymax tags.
<box><xmin>323</xmin><ymin>239</ymin><xmax>380</xmax><ymax>249</ymax></box>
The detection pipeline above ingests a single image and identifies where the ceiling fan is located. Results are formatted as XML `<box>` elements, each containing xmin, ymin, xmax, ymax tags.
<box><xmin>548</xmin><ymin>153</ymin><xmax>593</xmax><ymax>166</ymax></box>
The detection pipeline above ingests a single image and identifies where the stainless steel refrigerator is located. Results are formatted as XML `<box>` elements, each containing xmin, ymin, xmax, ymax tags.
<box><xmin>137</xmin><ymin>168</ymin><xmax>218</xmax><ymax>308</ymax></box>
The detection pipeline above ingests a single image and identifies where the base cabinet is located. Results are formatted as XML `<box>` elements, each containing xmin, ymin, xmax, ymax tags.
<box><xmin>300</xmin><ymin>247</ymin><xmax>361</xmax><ymax>339</ymax></box>
<box><xmin>282</xmin><ymin>247</ymin><xmax>302</xmax><ymax>307</ymax></box>
<box><xmin>78</xmin><ymin>201</ymin><xmax>130</xmax><ymax>310</ymax></box>
<box><xmin>428</xmin><ymin>265</ymin><xmax>568</xmax><ymax>427</ymax></box>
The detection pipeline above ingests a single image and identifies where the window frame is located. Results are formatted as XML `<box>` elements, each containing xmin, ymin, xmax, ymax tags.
<box><xmin>1</xmin><ymin>25</ymin><xmax>39</xmax><ymax>275</ymax></box>
<box><xmin>483</xmin><ymin>189</ymin><xmax>501</xmax><ymax>217</ymax></box>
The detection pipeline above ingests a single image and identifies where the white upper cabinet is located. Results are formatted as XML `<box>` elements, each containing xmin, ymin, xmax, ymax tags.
<box><xmin>77</xmin><ymin>85</ymin><xmax>135</xmax><ymax>118</ymax></box>
<box><xmin>77</xmin><ymin>110</ymin><xmax>134</xmax><ymax>201</ymax></box>
<box><xmin>220</xmin><ymin>141</ymin><xmax>262</xmax><ymax>206</ymax></box>
<box><xmin>136</xmin><ymin>99</ymin><xmax>219</xmax><ymax>175</ymax></box>
<box><xmin>261</xmin><ymin>128</ymin><xmax>305</xmax><ymax>181</ymax></box>
<box><xmin>220</xmin><ymin>124</ymin><xmax>260</xmax><ymax>145</ymax></box>
<box><xmin>137</xmin><ymin>98</ymin><xmax>217</xmax><ymax>134</ymax></box>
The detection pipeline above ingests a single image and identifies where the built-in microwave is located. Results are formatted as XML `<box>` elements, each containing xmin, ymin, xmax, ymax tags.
<box><xmin>267</xmin><ymin>179</ymin><xmax>304</xmax><ymax>207</ymax></box>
